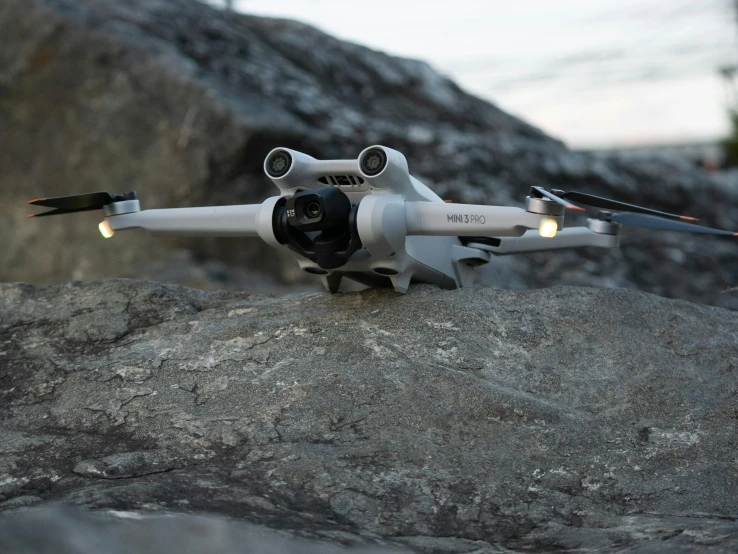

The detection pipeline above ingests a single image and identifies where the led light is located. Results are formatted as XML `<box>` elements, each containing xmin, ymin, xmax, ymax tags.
<box><xmin>539</xmin><ymin>219</ymin><xmax>558</xmax><ymax>238</ymax></box>
<box><xmin>98</xmin><ymin>220</ymin><xmax>114</xmax><ymax>238</ymax></box>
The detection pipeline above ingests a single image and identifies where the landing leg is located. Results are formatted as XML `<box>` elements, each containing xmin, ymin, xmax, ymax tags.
<box><xmin>389</xmin><ymin>270</ymin><xmax>413</xmax><ymax>294</ymax></box>
<box><xmin>320</xmin><ymin>273</ymin><xmax>343</xmax><ymax>293</ymax></box>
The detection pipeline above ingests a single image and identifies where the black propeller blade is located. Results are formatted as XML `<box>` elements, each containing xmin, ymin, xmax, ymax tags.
<box><xmin>28</xmin><ymin>191</ymin><xmax>136</xmax><ymax>217</ymax></box>
<box><xmin>556</xmin><ymin>190</ymin><xmax>698</xmax><ymax>222</ymax></box>
<box><xmin>529</xmin><ymin>186</ymin><xmax>585</xmax><ymax>211</ymax></box>
<box><xmin>608</xmin><ymin>212</ymin><xmax>737</xmax><ymax>237</ymax></box>
<box><xmin>529</xmin><ymin>187</ymin><xmax>734</xmax><ymax>237</ymax></box>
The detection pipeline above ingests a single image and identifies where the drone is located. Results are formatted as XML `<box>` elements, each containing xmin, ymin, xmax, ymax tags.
<box><xmin>28</xmin><ymin>145</ymin><xmax>737</xmax><ymax>294</ymax></box>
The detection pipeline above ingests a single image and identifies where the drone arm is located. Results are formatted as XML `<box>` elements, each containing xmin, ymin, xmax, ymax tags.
<box><xmin>470</xmin><ymin>227</ymin><xmax>620</xmax><ymax>255</ymax></box>
<box><xmin>405</xmin><ymin>202</ymin><xmax>559</xmax><ymax>237</ymax></box>
<box><xmin>106</xmin><ymin>205</ymin><xmax>262</xmax><ymax>237</ymax></box>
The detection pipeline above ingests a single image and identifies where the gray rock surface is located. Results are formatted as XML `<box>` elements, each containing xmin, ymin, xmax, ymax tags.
<box><xmin>0</xmin><ymin>505</ymin><xmax>407</xmax><ymax>554</ymax></box>
<box><xmin>1</xmin><ymin>0</ymin><xmax>737</xmax><ymax>308</ymax></box>
<box><xmin>1</xmin><ymin>279</ymin><xmax>738</xmax><ymax>552</ymax></box>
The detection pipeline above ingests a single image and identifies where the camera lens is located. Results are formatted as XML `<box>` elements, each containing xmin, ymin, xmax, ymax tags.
<box><xmin>304</xmin><ymin>201</ymin><xmax>322</xmax><ymax>219</ymax></box>
<box><xmin>266</xmin><ymin>151</ymin><xmax>292</xmax><ymax>177</ymax></box>
<box><xmin>360</xmin><ymin>148</ymin><xmax>387</xmax><ymax>176</ymax></box>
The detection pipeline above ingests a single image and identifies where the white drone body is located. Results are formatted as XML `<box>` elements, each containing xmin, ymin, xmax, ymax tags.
<box><xmin>29</xmin><ymin>145</ymin><xmax>734</xmax><ymax>293</ymax></box>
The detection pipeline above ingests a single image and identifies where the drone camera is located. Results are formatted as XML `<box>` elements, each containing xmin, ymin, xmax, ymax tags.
<box><xmin>304</xmin><ymin>201</ymin><xmax>322</xmax><ymax>219</ymax></box>
<box><xmin>286</xmin><ymin>187</ymin><xmax>351</xmax><ymax>232</ymax></box>
<box><xmin>275</xmin><ymin>186</ymin><xmax>362</xmax><ymax>270</ymax></box>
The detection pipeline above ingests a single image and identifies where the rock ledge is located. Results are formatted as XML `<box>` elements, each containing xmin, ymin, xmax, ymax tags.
<box><xmin>1</xmin><ymin>279</ymin><xmax>737</xmax><ymax>552</ymax></box>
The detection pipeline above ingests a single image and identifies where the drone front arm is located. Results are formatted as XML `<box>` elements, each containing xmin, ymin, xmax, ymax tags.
<box><xmin>469</xmin><ymin>226</ymin><xmax>621</xmax><ymax>255</ymax></box>
<box><xmin>105</xmin><ymin>204</ymin><xmax>262</xmax><ymax>237</ymax></box>
<box><xmin>405</xmin><ymin>202</ymin><xmax>560</xmax><ymax>238</ymax></box>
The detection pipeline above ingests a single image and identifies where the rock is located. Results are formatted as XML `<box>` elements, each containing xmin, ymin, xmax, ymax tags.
<box><xmin>72</xmin><ymin>450</ymin><xmax>179</xmax><ymax>480</ymax></box>
<box><xmin>1</xmin><ymin>279</ymin><xmax>738</xmax><ymax>552</ymax></box>
<box><xmin>0</xmin><ymin>496</ymin><xmax>43</xmax><ymax>510</ymax></box>
<box><xmin>0</xmin><ymin>505</ymin><xmax>407</xmax><ymax>554</ymax></box>
<box><xmin>1</xmin><ymin>0</ymin><xmax>736</xmax><ymax>308</ymax></box>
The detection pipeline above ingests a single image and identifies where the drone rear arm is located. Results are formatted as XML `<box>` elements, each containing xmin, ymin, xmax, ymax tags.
<box><xmin>405</xmin><ymin>202</ymin><xmax>559</xmax><ymax>237</ymax></box>
<box><xmin>468</xmin><ymin>226</ymin><xmax>620</xmax><ymax>255</ymax></box>
<box><xmin>106</xmin><ymin>205</ymin><xmax>262</xmax><ymax>237</ymax></box>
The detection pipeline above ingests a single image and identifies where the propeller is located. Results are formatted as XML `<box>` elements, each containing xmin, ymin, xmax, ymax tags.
<box><xmin>28</xmin><ymin>191</ymin><xmax>136</xmax><ymax>217</ymax></box>
<box><xmin>529</xmin><ymin>186</ymin><xmax>699</xmax><ymax>221</ymax></box>
<box><xmin>529</xmin><ymin>187</ymin><xmax>735</xmax><ymax>236</ymax></box>
<box><xmin>606</xmin><ymin>211</ymin><xmax>737</xmax><ymax>237</ymax></box>
<box><xmin>554</xmin><ymin>189</ymin><xmax>698</xmax><ymax>222</ymax></box>
<box><xmin>529</xmin><ymin>186</ymin><xmax>585</xmax><ymax>211</ymax></box>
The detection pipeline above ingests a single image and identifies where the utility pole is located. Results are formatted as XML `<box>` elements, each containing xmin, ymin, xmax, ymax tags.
<box><xmin>225</xmin><ymin>0</ymin><xmax>233</xmax><ymax>10</ymax></box>
<box><xmin>719</xmin><ymin>65</ymin><xmax>738</xmax><ymax>108</ymax></box>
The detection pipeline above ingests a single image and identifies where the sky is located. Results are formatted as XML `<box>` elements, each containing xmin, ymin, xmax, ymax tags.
<box><xmin>208</xmin><ymin>0</ymin><xmax>738</xmax><ymax>149</ymax></box>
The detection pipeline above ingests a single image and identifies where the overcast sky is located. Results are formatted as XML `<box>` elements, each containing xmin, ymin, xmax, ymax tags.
<box><xmin>211</xmin><ymin>0</ymin><xmax>738</xmax><ymax>149</ymax></box>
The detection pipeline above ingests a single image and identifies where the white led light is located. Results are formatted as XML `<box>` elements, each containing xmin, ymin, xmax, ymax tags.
<box><xmin>539</xmin><ymin>219</ymin><xmax>558</xmax><ymax>238</ymax></box>
<box><xmin>98</xmin><ymin>220</ymin><xmax>114</xmax><ymax>238</ymax></box>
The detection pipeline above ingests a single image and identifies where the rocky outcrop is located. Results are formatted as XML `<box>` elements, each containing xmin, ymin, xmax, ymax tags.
<box><xmin>0</xmin><ymin>506</ymin><xmax>406</xmax><ymax>554</ymax></box>
<box><xmin>1</xmin><ymin>0</ymin><xmax>736</xmax><ymax>308</ymax></box>
<box><xmin>1</xmin><ymin>279</ymin><xmax>737</xmax><ymax>552</ymax></box>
